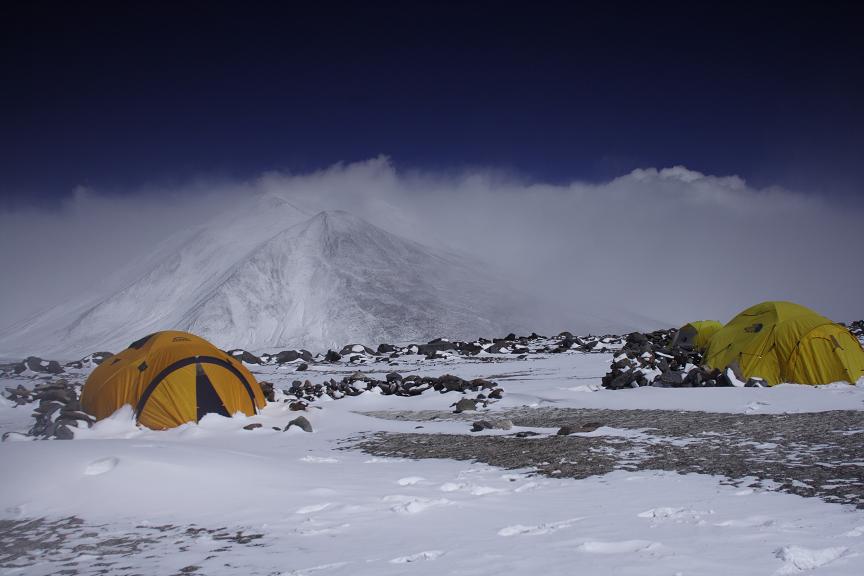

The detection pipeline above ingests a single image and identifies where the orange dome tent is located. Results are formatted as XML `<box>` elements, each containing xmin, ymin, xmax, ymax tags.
<box><xmin>82</xmin><ymin>331</ymin><xmax>266</xmax><ymax>429</ymax></box>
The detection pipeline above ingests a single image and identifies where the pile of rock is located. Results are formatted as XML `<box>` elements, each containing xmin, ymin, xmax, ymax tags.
<box><xmin>224</xmin><ymin>331</ymin><xmax>626</xmax><ymax>370</ymax></box>
<box><xmin>284</xmin><ymin>372</ymin><xmax>503</xmax><ymax>404</ymax></box>
<box><xmin>227</xmin><ymin>348</ymin><xmax>314</xmax><ymax>365</ymax></box>
<box><xmin>3</xmin><ymin>380</ymin><xmax>94</xmax><ymax>440</ymax></box>
<box><xmin>846</xmin><ymin>320</ymin><xmax>864</xmax><ymax>342</ymax></box>
<box><xmin>0</xmin><ymin>356</ymin><xmax>65</xmax><ymax>377</ymax></box>
<box><xmin>550</xmin><ymin>332</ymin><xmax>623</xmax><ymax>354</ymax></box>
<box><xmin>601</xmin><ymin>329</ymin><xmax>761</xmax><ymax>390</ymax></box>
<box><xmin>64</xmin><ymin>352</ymin><xmax>113</xmax><ymax>370</ymax></box>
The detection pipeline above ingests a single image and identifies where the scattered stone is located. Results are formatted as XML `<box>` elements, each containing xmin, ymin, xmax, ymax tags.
<box><xmin>259</xmin><ymin>381</ymin><xmax>275</xmax><ymax>402</ymax></box>
<box><xmin>339</xmin><ymin>343</ymin><xmax>376</xmax><ymax>356</ymax></box>
<box><xmin>227</xmin><ymin>349</ymin><xmax>262</xmax><ymax>364</ymax></box>
<box><xmin>285</xmin><ymin>416</ymin><xmax>313</xmax><ymax>433</ymax></box>
<box><xmin>556</xmin><ymin>425</ymin><xmax>574</xmax><ymax>436</ymax></box>
<box><xmin>453</xmin><ymin>398</ymin><xmax>478</xmax><ymax>413</ymax></box>
<box><xmin>243</xmin><ymin>423</ymin><xmax>263</xmax><ymax>430</ymax></box>
<box><xmin>296</xmin><ymin>363</ymin><xmax>309</xmax><ymax>371</ymax></box>
<box><xmin>471</xmin><ymin>420</ymin><xmax>493</xmax><ymax>432</ymax></box>
<box><xmin>64</xmin><ymin>351</ymin><xmax>114</xmax><ymax>369</ymax></box>
<box><xmin>324</xmin><ymin>350</ymin><xmax>342</xmax><ymax>363</ymax></box>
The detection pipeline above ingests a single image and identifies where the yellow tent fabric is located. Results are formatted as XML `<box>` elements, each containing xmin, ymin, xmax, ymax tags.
<box><xmin>82</xmin><ymin>331</ymin><xmax>266</xmax><ymax>429</ymax></box>
<box><xmin>704</xmin><ymin>301</ymin><xmax>864</xmax><ymax>385</ymax></box>
<box><xmin>674</xmin><ymin>320</ymin><xmax>723</xmax><ymax>352</ymax></box>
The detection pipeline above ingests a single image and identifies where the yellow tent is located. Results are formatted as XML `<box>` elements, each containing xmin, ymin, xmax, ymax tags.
<box><xmin>672</xmin><ymin>320</ymin><xmax>723</xmax><ymax>352</ymax></box>
<box><xmin>704</xmin><ymin>301</ymin><xmax>864</xmax><ymax>385</ymax></box>
<box><xmin>82</xmin><ymin>331</ymin><xmax>266</xmax><ymax>429</ymax></box>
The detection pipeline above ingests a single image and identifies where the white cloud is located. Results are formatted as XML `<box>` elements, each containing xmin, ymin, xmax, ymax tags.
<box><xmin>1</xmin><ymin>157</ymin><xmax>861</xmax><ymax>334</ymax></box>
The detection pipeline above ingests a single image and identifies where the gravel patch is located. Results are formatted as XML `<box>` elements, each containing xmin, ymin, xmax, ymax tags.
<box><xmin>357</xmin><ymin>408</ymin><xmax>864</xmax><ymax>508</ymax></box>
<box><xmin>0</xmin><ymin>516</ymin><xmax>266</xmax><ymax>575</ymax></box>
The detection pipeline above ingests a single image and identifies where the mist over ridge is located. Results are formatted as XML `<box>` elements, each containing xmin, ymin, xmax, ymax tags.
<box><xmin>1</xmin><ymin>157</ymin><xmax>861</xmax><ymax>356</ymax></box>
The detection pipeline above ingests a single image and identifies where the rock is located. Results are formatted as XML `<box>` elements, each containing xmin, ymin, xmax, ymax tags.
<box><xmin>227</xmin><ymin>349</ymin><xmax>262</xmax><ymax>364</ymax></box>
<box><xmin>438</xmin><ymin>374</ymin><xmax>468</xmax><ymax>392</ymax></box>
<box><xmin>579</xmin><ymin>422</ymin><xmax>602</xmax><ymax>432</ymax></box>
<box><xmin>243</xmin><ymin>423</ymin><xmax>263</xmax><ymax>430</ymax></box>
<box><xmin>274</xmin><ymin>349</ymin><xmax>314</xmax><ymax>364</ymax></box>
<box><xmin>461</xmin><ymin>342</ymin><xmax>483</xmax><ymax>354</ymax></box>
<box><xmin>513</xmin><ymin>431</ymin><xmax>541</xmax><ymax>438</ymax></box>
<box><xmin>284</xmin><ymin>416</ymin><xmax>313</xmax><ymax>433</ymax></box>
<box><xmin>659</xmin><ymin>370</ymin><xmax>684</xmax><ymax>387</ymax></box>
<box><xmin>471</xmin><ymin>420</ymin><xmax>493</xmax><ymax>432</ymax></box>
<box><xmin>21</xmin><ymin>356</ymin><xmax>64</xmax><ymax>375</ymax></box>
<box><xmin>324</xmin><ymin>350</ymin><xmax>342</xmax><ymax>363</ymax></box>
<box><xmin>259</xmin><ymin>381</ymin><xmax>275</xmax><ymax>402</ymax></box>
<box><xmin>453</xmin><ymin>398</ymin><xmax>477</xmax><ymax>413</ymax></box>
<box><xmin>556</xmin><ymin>425</ymin><xmax>574</xmax><ymax>436</ymax></box>
<box><xmin>417</xmin><ymin>340</ymin><xmax>456</xmax><ymax>356</ymax></box>
<box><xmin>485</xmin><ymin>343</ymin><xmax>508</xmax><ymax>354</ymax></box>
<box><xmin>470</xmin><ymin>378</ymin><xmax>495</xmax><ymax>389</ymax></box>
<box><xmin>377</xmin><ymin>343</ymin><xmax>397</xmax><ymax>354</ymax></box>
<box><xmin>385</xmin><ymin>372</ymin><xmax>403</xmax><ymax>383</ymax></box>
<box><xmin>339</xmin><ymin>344</ymin><xmax>375</xmax><ymax>356</ymax></box>
<box><xmin>54</xmin><ymin>425</ymin><xmax>74</xmax><ymax>440</ymax></box>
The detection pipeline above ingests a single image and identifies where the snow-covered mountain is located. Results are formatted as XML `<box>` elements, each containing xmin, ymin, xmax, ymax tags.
<box><xmin>0</xmin><ymin>201</ymin><xmax>528</xmax><ymax>357</ymax></box>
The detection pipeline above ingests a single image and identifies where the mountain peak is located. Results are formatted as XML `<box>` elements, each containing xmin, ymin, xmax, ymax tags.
<box><xmin>0</xmin><ymin>208</ymin><xmax>526</xmax><ymax>357</ymax></box>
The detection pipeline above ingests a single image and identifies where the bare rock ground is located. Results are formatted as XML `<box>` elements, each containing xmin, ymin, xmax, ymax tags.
<box><xmin>357</xmin><ymin>408</ymin><xmax>864</xmax><ymax>508</ymax></box>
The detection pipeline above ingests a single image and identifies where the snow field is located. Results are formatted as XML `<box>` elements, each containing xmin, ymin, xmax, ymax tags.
<box><xmin>1</xmin><ymin>350</ymin><xmax>863</xmax><ymax>575</ymax></box>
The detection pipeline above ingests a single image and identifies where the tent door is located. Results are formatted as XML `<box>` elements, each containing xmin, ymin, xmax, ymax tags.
<box><xmin>196</xmin><ymin>362</ymin><xmax>230</xmax><ymax>421</ymax></box>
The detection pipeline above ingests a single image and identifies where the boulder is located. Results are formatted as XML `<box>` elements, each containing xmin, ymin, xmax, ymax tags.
<box><xmin>285</xmin><ymin>416</ymin><xmax>313</xmax><ymax>433</ymax></box>
<box><xmin>274</xmin><ymin>349</ymin><xmax>314</xmax><ymax>364</ymax></box>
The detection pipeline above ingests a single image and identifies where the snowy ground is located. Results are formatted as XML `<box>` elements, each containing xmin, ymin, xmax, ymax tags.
<box><xmin>2</xmin><ymin>349</ymin><xmax>864</xmax><ymax>575</ymax></box>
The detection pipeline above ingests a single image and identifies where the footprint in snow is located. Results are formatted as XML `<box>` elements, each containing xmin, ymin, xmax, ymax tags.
<box><xmin>295</xmin><ymin>523</ymin><xmax>350</xmax><ymax>536</ymax></box>
<box><xmin>638</xmin><ymin>507</ymin><xmax>713</xmax><ymax>523</ymax></box>
<box><xmin>577</xmin><ymin>540</ymin><xmax>661</xmax><ymax>554</ymax></box>
<box><xmin>295</xmin><ymin>502</ymin><xmax>332</xmax><ymax>514</ymax></box>
<box><xmin>390</xmin><ymin>550</ymin><xmax>445</xmax><ymax>563</ymax></box>
<box><xmin>397</xmin><ymin>476</ymin><xmax>425</xmax><ymax>486</ymax></box>
<box><xmin>715</xmin><ymin>516</ymin><xmax>775</xmax><ymax>528</ymax></box>
<box><xmin>498</xmin><ymin>518</ymin><xmax>583</xmax><ymax>536</ymax></box>
<box><xmin>774</xmin><ymin>545</ymin><xmax>849</xmax><ymax>574</ymax></box>
<box><xmin>440</xmin><ymin>482</ymin><xmax>506</xmax><ymax>496</ymax></box>
<box><xmin>300</xmin><ymin>455</ymin><xmax>339</xmax><ymax>464</ymax></box>
<box><xmin>383</xmin><ymin>495</ymin><xmax>451</xmax><ymax>514</ymax></box>
<box><xmin>84</xmin><ymin>457</ymin><xmax>119</xmax><ymax>476</ymax></box>
<box><xmin>288</xmin><ymin>561</ymin><xmax>350</xmax><ymax>575</ymax></box>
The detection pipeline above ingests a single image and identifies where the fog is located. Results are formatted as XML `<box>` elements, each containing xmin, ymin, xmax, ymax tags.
<box><xmin>2</xmin><ymin>157</ymin><xmax>862</xmax><ymax>334</ymax></box>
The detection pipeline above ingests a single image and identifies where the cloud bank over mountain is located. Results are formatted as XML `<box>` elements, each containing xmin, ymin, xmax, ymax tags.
<box><xmin>1</xmin><ymin>157</ymin><xmax>860</xmax><ymax>351</ymax></box>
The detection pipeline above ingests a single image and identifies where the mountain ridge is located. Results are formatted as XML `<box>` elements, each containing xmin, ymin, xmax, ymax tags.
<box><xmin>0</xmin><ymin>207</ymin><xmax>528</xmax><ymax>358</ymax></box>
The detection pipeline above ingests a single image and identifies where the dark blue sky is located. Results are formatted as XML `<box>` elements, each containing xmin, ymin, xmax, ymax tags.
<box><xmin>3</xmin><ymin>1</ymin><xmax>863</xmax><ymax>207</ymax></box>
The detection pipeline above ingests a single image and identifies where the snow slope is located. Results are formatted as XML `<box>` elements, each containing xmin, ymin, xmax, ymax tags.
<box><xmin>0</xmin><ymin>203</ymin><xmax>527</xmax><ymax>358</ymax></box>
